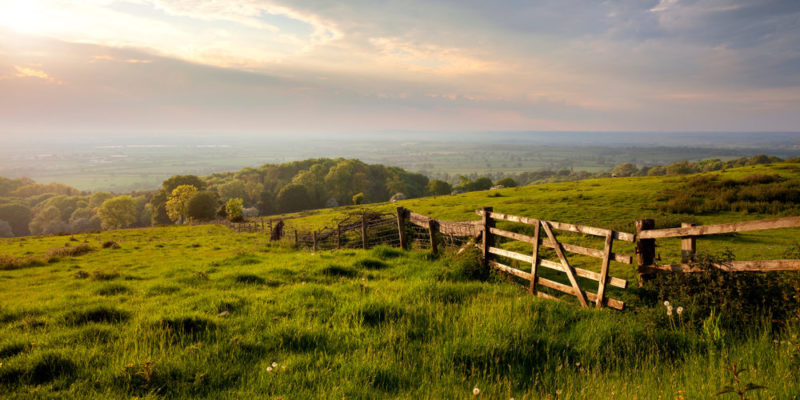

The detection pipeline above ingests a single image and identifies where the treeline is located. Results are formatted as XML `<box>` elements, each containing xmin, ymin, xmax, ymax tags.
<box><xmin>0</xmin><ymin>158</ymin><xmax>430</xmax><ymax>237</ymax></box>
<box><xmin>0</xmin><ymin>155</ymin><xmax>794</xmax><ymax>238</ymax></box>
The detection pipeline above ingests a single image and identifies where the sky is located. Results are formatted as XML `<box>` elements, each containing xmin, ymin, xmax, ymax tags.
<box><xmin>1</xmin><ymin>0</ymin><xmax>799</xmax><ymax>136</ymax></box>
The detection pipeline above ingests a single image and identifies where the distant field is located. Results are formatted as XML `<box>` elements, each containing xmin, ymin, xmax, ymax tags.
<box><xmin>2</xmin><ymin>135</ymin><xmax>793</xmax><ymax>191</ymax></box>
<box><xmin>1</xmin><ymin>163</ymin><xmax>799</xmax><ymax>398</ymax></box>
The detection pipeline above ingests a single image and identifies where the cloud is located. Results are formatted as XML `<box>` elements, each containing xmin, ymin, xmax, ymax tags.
<box><xmin>13</xmin><ymin>66</ymin><xmax>62</xmax><ymax>84</ymax></box>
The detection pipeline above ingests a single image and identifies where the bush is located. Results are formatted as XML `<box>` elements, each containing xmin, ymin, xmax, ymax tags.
<box><xmin>641</xmin><ymin>251</ymin><xmax>800</xmax><ymax>331</ymax></box>
<box><xmin>441</xmin><ymin>247</ymin><xmax>487</xmax><ymax>281</ymax></box>
<box><xmin>225</xmin><ymin>198</ymin><xmax>244</xmax><ymax>222</ymax></box>
<box><xmin>45</xmin><ymin>244</ymin><xmax>94</xmax><ymax>258</ymax></box>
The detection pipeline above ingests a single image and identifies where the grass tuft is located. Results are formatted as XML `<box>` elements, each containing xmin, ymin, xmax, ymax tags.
<box><xmin>45</xmin><ymin>244</ymin><xmax>94</xmax><ymax>258</ymax></box>
<box><xmin>353</xmin><ymin>257</ymin><xmax>389</xmax><ymax>270</ymax></box>
<box><xmin>63</xmin><ymin>306</ymin><xmax>130</xmax><ymax>326</ymax></box>
<box><xmin>233</xmin><ymin>273</ymin><xmax>266</xmax><ymax>285</ymax></box>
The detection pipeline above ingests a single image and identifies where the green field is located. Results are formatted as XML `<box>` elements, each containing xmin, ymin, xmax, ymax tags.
<box><xmin>1</xmin><ymin>164</ymin><xmax>799</xmax><ymax>399</ymax></box>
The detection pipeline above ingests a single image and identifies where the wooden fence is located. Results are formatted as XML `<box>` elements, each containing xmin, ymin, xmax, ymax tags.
<box><xmin>223</xmin><ymin>207</ymin><xmax>800</xmax><ymax>311</ymax></box>
<box><xmin>635</xmin><ymin>216</ymin><xmax>800</xmax><ymax>278</ymax></box>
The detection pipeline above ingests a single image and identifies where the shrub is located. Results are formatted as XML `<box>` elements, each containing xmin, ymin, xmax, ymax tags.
<box><xmin>641</xmin><ymin>251</ymin><xmax>800</xmax><ymax>331</ymax></box>
<box><xmin>45</xmin><ymin>244</ymin><xmax>93</xmax><ymax>258</ymax></box>
<box><xmin>440</xmin><ymin>247</ymin><xmax>487</xmax><ymax>281</ymax></box>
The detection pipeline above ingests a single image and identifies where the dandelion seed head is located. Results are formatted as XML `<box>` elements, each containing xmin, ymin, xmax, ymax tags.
<box><xmin>267</xmin><ymin>366</ymin><xmax>273</xmax><ymax>372</ymax></box>
<box><xmin>272</xmin><ymin>362</ymin><xmax>278</xmax><ymax>368</ymax></box>
<box><xmin>663</xmin><ymin>300</ymin><xmax>670</xmax><ymax>307</ymax></box>
<box><xmin>473</xmin><ymin>387</ymin><xmax>480</xmax><ymax>395</ymax></box>
<box><xmin>676</xmin><ymin>306</ymin><xmax>683</xmax><ymax>315</ymax></box>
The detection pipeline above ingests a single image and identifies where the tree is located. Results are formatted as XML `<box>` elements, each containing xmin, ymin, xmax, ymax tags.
<box><xmin>28</xmin><ymin>206</ymin><xmax>63</xmax><ymax>235</ymax></box>
<box><xmin>218</xmin><ymin>180</ymin><xmax>247</xmax><ymax>203</ymax></box>
<box><xmin>0</xmin><ymin>203</ymin><xmax>32</xmax><ymax>236</ymax></box>
<box><xmin>186</xmin><ymin>191</ymin><xmax>219</xmax><ymax>221</ymax></box>
<box><xmin>162</xmin><ymin>175</ymin><xmax>206</xmax><ymax>193</ymax></box>
<box><xmin>226</xmin><ymin>198</ymin><xmax>244</xmax><ymax>222</ymax></box>
<box><xmin>89</xmin><ymin>192</ymin><xmax>114</xmax><ymax>208</ymax></box>
<box><xmin>611</xmin><ymin>163</ymin><xmax>638</xmax><ymax>177</ymax></box>
<box><xmin>352</xmin><ymin>192</ymin><xmax>365</xmax><ymax>205</ymax></box>
<box><xmin>495</xmin><ymin>177</ymin><xmax>518</xmax><ymax>188</ymax></box>
<box><xmin>149</xmin><ymin>190</ymin><xmax>171</xmax><ymax>225</ymax></box>
<box><xmin>98</xmin><ymin>196</ymin><xmax>137</xmax><ymax>230</ymax></box>
<box><xmin>276</xmin><ymin>184</ymin><xmax>313</xmax><ymax>213</ymax></box>
<box><xmin>427</xmin><ymin>180</ymin><xmax>452</xmax><ymax>196</ymax></box>
<box><xmin>166</xmin><ymin>185</ymin><xmax>198</xmax><ymax>223</ymax></box>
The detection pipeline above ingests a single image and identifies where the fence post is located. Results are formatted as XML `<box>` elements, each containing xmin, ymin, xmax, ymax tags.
<box><xmin>635</xmin><ymin>219</ymin><xmax>656</xmax><ymax>286</ymax></box>
<box><xmin>396</xmin><ymin>207</ymin><xmax>408</xmax><ymax>250</ymax></box>
<box><xmin>312</xmin><ymin>231</ymin><xmax>318</xmax><ymax>252</ymax></box>
<box><xmin>337</xmin><ymin>224</ymin><xmax>342</xmax><ymax>249</ymax></box>
<box><xmin>681</xmin><ymin>222</ymin><xmax>696</xmax><ymax>263</ymax></box>
<box><xmin>481</xmin><ymin>206</ymin><xmax>494</xmax><ymax>267</ymax></box>
<box><xmin>428</xmin><ymin>219</ymin><xmax>439</xmax><ymax>255</ymax></box>
<box><xmin>294</xmin><ymin>229</ymin><xmax>298</xmax><ymax>246</ymax></box>
<box><xmin>361</xmin><ymin>213</ymin><xmax>368</xmax><ymax>250</ymax></box>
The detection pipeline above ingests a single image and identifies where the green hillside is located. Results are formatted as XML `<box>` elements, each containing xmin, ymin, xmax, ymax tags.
<box><xmin>1</xmin><ymin>163</ymin><xmax>799</xmax><ymax>399</ymax></box>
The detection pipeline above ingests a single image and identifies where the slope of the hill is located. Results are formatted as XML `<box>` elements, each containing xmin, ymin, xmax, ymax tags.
<box><xmin>1</xmin><ymin>163</ymin><xmax>799</xmax><ymax>399</ymax></box>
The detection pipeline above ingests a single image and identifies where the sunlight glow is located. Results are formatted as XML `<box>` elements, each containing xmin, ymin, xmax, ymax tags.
<box><xmin>0</xmin><ymin>0</ymin><xmax>49</xmax><ymax>34</ymax></box>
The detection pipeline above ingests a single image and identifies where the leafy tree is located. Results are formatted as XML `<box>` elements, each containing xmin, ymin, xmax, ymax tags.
<box><xmin>162</xmin><ymin>175</ymin><xmax>206</xmax><ymax>193</ymax></box>
<box><xmin>226</xmin><ymin>198</ymin><xmax>244</xmax><ymax>222</ymax></box>
<box><xmin>611</xmin><ymin>163</ymin><xmax>638</xmax><ymax>177</ymax></box>
<box><xmin>166</xmin><ymin>185</ymin><xmax>198</xmax><ymax>223</ymax></box>
<box><xmin>495</xmin><ymin>177</ymin><xmax>518</xmax><ymax>188</ymax></box>
<box><xmin>0</xmin><ymin>203</ymin><xmax>32</xmax><ymax>236</ymax></box>
<box><xmin>149</xmin><ymin>190</ymin><xmax>171</xmax><ymax>225</ymax></box>
<box><xmin>276</xmin><ymin>184</ymin><xmax>313</xmax><ymax>213</ymax></box>
<box><xmin>218</xmin><ymin>180</ymin><xmax>247</xmax><ymax>203</ymax></box>
<box><xmin>352</xmin><ymin>192</ymin><xmax>365</xmax><ymax>205</ymax></box>
<box><xmin>28</xmin><ymin>206</ymin><xmax>63</xmax><ymax>235</ymax></box>
<box><xmin>98</xmin><ymin>196</ymin><xmax>137</xmax><ymax>230</ymax></box>
<box><xmin>89</xmin><ymin>192</ymin><xmax>114</xmax><ymax>208</ymax></box>
<box><xmin>186</xmin><ymin>191</ymin><xmax>219</xmax><ymax>221</ymax></box>
<box><xmin>0</xmin><ymin>177</ymin><xmax>33</xmax><ymax>197</ymax></box>
<box><xmin>427</xmin><ymin>180</ymin><xmax>452</xmax><ymax>196</ymax></box>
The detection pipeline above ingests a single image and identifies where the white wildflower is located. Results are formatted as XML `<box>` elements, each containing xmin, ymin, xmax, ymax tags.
<box><xmin>663</xmin><ymin>300</ymin><xmax>670</xmax><ymax>307</ymax></box>
<box><xmin>666</xmin><ymin>306</ymin><xmax>673</xmax><ymax>316</ymax></box>
<box><xmin>473</xmin><ymin>387</ymin><xmax>480</xmax><ymax>395</ymax></box>
<box><xmin>267</xmin><ymin>366</ymin><xmax>273</xmax><ymax>372</ymax></box>
<box><xmin>676</xmin><ymin>306</ymin><xmax>683</xmax><ymax>315</ymax></box>
<box><xmin>271</xmin><ymin>362</ymin><xmax>278</xmax><ymax>368</ymax></box>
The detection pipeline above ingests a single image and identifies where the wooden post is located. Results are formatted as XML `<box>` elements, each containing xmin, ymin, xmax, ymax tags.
<box><xmin>635</xmin><ymin>219</ymin><xmax>656</xmax><ymax>286</ymax></box>
<box><xmin>681</xmin><ymin>222</ymin><xmax>696</xmax><ymax>263</ymax></box>
<box><xmin>294</xmin><ymin>229</ymin><xmax>298</xmax><ymax>246</ymax></box>
<box><xmin>428</xmin><ymin>219</ymin><xmax>439</xmax><ymax>255</ymax></box>
<box><xmin>529</xmin><ymin>221</ymin><xmax>541</xmax><ymax>295</ymax></box>
<box><xmin>312</xmin><ymin>231</ymin><xmax>318</xmax><ymax>252</ymax></box>
<box><xmin>396</xmin><ymin>207</ymin><xmax>408</xmax><ymax>250</ymax></box>
<box><xmin>337</xmin><ymin>224</ymin><xmax>342</xmax><ymax>249</ymax></box>
<box><xmin>481</xmin><ymin>207</ymin><xmax>494</xmax><ymax>267</ymax></box>
<box><xmin>361</xmin><ymin>213</ymin><xmax>368</xmax><ymax>250</ymax></box>
<box><xmin>596</xmin><ymin>232</ymin><xmax>614</xmax><ymax>308</ymax></box>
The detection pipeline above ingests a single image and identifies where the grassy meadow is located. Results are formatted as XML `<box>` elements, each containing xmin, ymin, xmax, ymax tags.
<box><xmin>2</xmin><ymin>163</ymin><xmax>800</xmax><ymax>399</ymax></box>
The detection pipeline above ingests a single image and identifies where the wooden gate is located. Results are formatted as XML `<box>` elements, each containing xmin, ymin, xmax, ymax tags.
<box><xmin>476</xmin><ymin>207</ymin><xmax>635</xmax><ymax>310</ymax></box>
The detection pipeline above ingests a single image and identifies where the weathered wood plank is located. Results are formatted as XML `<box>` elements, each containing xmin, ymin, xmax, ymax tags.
<box><xmin>475</xmin><ymin>210</ymin><xmax>634</xmax><ymax>242</ymax></box>
<box><xmin>536</xmin><ymin>276</ymin><xmax>624</xmax><ymax>310</ymax></box>
<box><xmin>538</xmin><ymin>259</ymin><xmax>628</xmax><ymax>288</ymax></box>
<box><xmin>641</xmin><ymin>259</ymin><xmax>800</xmax><ymax>273</ymax></box>
<box><xmin>530</xmin><ymin>221</ymin><xmax>541</xmax><ymax>295</ymax></box>
<box><xmin>488</xmin><ymin>247</ymin><xmax>533</xmax><ymax>263</ymax></box>
<box><xmin>440</xmin><ymin>221</ymin><xmax>482</xmax><ymax>236</ymax></box>
<box><xmin>638</xmin><ymin>216</ymin><xmax>800</xmax><ymax>239</ymax></box>
<box><xmin>490</xmin><ymin>227</ymin><xmax>632</xmax><ymax>264</ymax></box>
<box><xmin>540</xmin><ymin>221</ymin><xmax>588</xmax><ymax>307</ymax></box>
<box><xmin>595</xmin><ymin>233</ymin><xmax>613</xmax><ymax>309</ymax></box>
<box><xmin>488</xmin><ymin>260</ymin><xmax>532</xmax><ymax>281</ymax></box>
<box><xmin>408</xmin><ymin>212</ymin><xmax>431</xmax><ymax>227</ymax></box>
